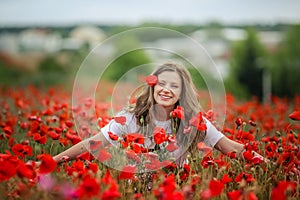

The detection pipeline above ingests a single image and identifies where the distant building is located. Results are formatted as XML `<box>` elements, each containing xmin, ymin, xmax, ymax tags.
<box><xmin>0</xmin><ymin>33</ymin><xmax>19</xmax><ymax>54</ymax></box>
<box><xmin>67</xmin><ymin>25</ymin><xmax>106</xmax><ymax>50</ymax></box>
<box><xmin>19</xmin><ymin>28</ymin><xmax>62</xmax><ymax>52</ymax></box>
<box><xmin>258</xmin><ymin>31</ymin><xmax>283</xmax><ymax>53</ymax></box>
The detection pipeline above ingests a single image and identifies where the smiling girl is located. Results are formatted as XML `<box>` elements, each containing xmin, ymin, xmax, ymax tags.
<box><xmin>51</xmin><ymin>62</ymin><xmax>266</xmax><ymax>168</ymax></box>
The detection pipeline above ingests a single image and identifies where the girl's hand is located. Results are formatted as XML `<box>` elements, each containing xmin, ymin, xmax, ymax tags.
<box><xmin>26</xmin><ymin>160</ymin><xmax>41</xmax><ymax>168</ymax></box>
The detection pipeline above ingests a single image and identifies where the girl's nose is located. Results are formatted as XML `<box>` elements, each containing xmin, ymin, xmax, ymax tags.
<box><xmin>162</xmin><ymin>85</ymin><xmax>171</xmax><ymax>92</ymax></box>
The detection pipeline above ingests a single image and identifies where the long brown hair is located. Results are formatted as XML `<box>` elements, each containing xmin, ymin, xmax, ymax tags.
<box><xmin>127</xmin><ymin>62</ymin><xmax>206</xmax><ymax>153</ymax></box>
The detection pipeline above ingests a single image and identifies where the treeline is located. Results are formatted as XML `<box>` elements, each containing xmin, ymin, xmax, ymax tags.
<box><xmin>0</xmin><ymin>22</ymin><xmax>293</xmax><ymax>36</ymax></box>
<box><xmin>227</xmin><ymin>25</ymin><xmax>300</xmax><ymax>100</ymax></box>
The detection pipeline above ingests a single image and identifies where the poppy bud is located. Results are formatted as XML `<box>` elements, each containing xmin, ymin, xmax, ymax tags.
<box><xmin>235</xmin><ymin>117</ymin><xmax>243</xmax><ymax>127</ymax></box>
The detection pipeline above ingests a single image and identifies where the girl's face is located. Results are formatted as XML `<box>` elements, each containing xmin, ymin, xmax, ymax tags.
<box><xmin>153</xmin><ymin>71</ymin><xmax>182</xmax><ymax>112</ymax></box>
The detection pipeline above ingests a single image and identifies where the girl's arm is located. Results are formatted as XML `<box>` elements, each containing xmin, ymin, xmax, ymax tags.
<box><xmin>214</xmin><ymin>136</ymin><xmax>244</xmax><ymax>157</ymax></box>
<box><xmin>215</xmin><ymin>136</ymin><xmax>300</xmax><ymax>176</ymax></box>
<box><xmin>53</xmin><ymin>132</ymin><xmax>110</xmax><ymax>164</ymax></box>
<box><xmin>214</xmin><ymin>136</ymin><xmax>267</xmax><ymax>161</ymax></box>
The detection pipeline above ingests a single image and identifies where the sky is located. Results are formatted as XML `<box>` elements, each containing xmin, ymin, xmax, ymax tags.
<box><xmin>0</xmin><ymin>0</ymin><xmax>300</xmax><ymax>26</ymax></box>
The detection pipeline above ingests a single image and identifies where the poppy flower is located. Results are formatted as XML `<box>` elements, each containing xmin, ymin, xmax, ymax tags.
<box><xmin>101</xmin><ymin>170</ymin><xmax>115</xmax><ymax>184</ymax></box>
<box><xmin>114</xmin><ymin>116</ymin><xmax>126</xmax><ymax>125</ymax></box>
<box><xmin>65</xmin><ymin>120</ymin><xmax>74</xmax><ymax>128</ymax></box>
<box><xmin>171</xmin><ymin>106</ymin><xmax>185</xmax><ymax>120</ymax></box>
<box><xmin>179</xmin><ymin>163</ymin><xmax>191</xmax><ymax>181</ymax></box>
<box><xmin>247</xmin><ymin>192</ymin><xmax>258</xmax><ymax>200</ymax></box>
<box><xmin>97</xmin><ymin>148</ymin><xmax>112</xmax><ymax>162</ymax></box>
<box><xmin>201</xmin><ymin>179</ymin><xmax>224</xmax><ymax>199</ymax></box>
<box><xmin>144</xmin><ymin>152</ymin><xmax>159</xmax><ymax>160</ymax></box>
<box><xmin>208</xmin><ymin>179</ymin><xmax>224</xmax><ymax>196</ymax></box>
<box><xmin>39</xmin><ymin>124</ymin><xmax>48</xmax><ymax>135</ymax></box>
<box><xmin>235</xmin><ymin>117</ymin><xmax>243</xmax><ymax>127</ymax></box>
<box><xmin>2</xmin><ymin>126</ymin><xmax>13</xmax><ymax>135</ymax></box>
<box><xmin>48</xmin><ymin>131</ymin><xmax>60</xmax><ymax>140</ymax></box>
<box><xmin>145</xmin><ymin>158</ymin><xmax>161</xmax><ymax>170</ymax></box>
<box><xmin>265</xmin><ymin>142</ymin><xmax>277</xmax><ymax>157</ymax></box>
<box><xmin>75</xmin><ymin>176</ymin><xmax>100</xmax><ymax>198</ymax></box>
<box><xmin>125</xmin><ymin>133</ymin><xmax>145</xmax><ymax>144</ymax></box>
<box><xmin>278</xmin><ymin>151</ymin><xmax>294</xmax><ymax>166</ymax></box>
<box><xmin>237</xmin><ymin>131</ymin><xmax>255</xmax><ymax>142</ymax></box>
<box><xmin>145</xmin><ymin>75</ymin><xmax>158</xmax><ymax>87</ymax></box>
<box><xmin>8</xmin><ymin>137</ymin><xmax>14</xmax><ymax>147</ymax></box>
<box><xmin>0</xmin><ymin>159</ymin><xmax>16</xmax><ymax>181</ymax></box>
<box><xmin>33</xmin><ymin>133</ymin><xmax>47</xmax><ymax>144</ymax></box>
<box><xmin>243</xmin><ymin>150</ymin><xmax>254</xmax><ymax>161</ymax></box>
<box><xmin>201</xmin><ymin>155</ymin><xmax>214</xmax><ymax>168</ymax></box>
<box><xmin>12</xmin><ymin>144</ymin><xmax>33</xmax><ymax>157</ymax></box>
<box><xmin>162</xmin><ymin>160</ymin><xmax>177</xmax><ymax>171</ymax></box>
<box><xmin>120</xmin><ymin>140</ymin><xmax>129</xmax><ymax>149</ymax></box>
<box><xmin>130</xmin><ymin>143</ymin><xmax>143</xmax><ymax>154</ymax></box>
<box><xmin>288</xmin><ymin>111</ymin><xmax>300</xmax><ymax>121</ymax></box>
<box><xmin>89</xmin><ymin>140</ymin><xmax>103</xmax><ymax>151</ymax></box>
<box><xmin>153</xmin><ymin>127</ymin><xmax>167</xmax><ymax>145</ymax></box>
<box><xmin>101</xmin><ymin>174</ymin><xmax>121</xmax><ymax>200</ymax></box>
<box><xmin>271</xmin><ymin>181</ymin><xmax>297</xmax><ymax>200</ymax></box>
<box><xmin>166</xmin><ymin>142</ymin><xmax>179</xmax><ymax>152</ymax></box>
<box><xmin>251</xmin><ymin>156</ymin><xmax>264</xmax><ymax>165</ymax></box>
<box><xmin>17</xmin><ymin>162</ymin><xmax>36</xmax><ymax>179</ymax></box>
<box><xmin>76</xmin><ymin>151</ymin><xmax>92</xmax><ymax>161</ymax></box>
<box><xmin>125</xmin><ymin>150</ymin><xmax>142</xmax><ymax>163</ymax></box>
<box><xmin>108</xmin><ymin>131</ymin><xmax>119</xmax><ymax>141</ymax></box>
<box><xmin>37</xmin><ymin>154</ymin><xmax>57</xmax><ymax>174</ymax></box>
<box><xmin>235</xmin><ymin>172</ymin><xmax>255</xmax><ymax>183</ymax></box>
<box><xmin>68</xmin><ymin>160</ymin><xmax>85</xmax><ymax>176</ymax></box>
<box><xmin>221</xmin><ymin>174</ymin><xmax>232</xmax><ymax>184</ymax></box>
<box><xmin>87</xmin><ymin>162</ymin><xmax>98</xmax><ymax>174</ymax></box>
<box><xmin>227</xmin><ymin>190</ymin><xmax>242</xmax><ymax>200</ymax></box>
<box><xmin>227</xmin><ymin>151</ymin><xmax>237</xmax><ymax>159</ymax></box>
<box><xmin>101</xmin><ymin>183</ymin><xmax>121</xmax><ymax>200</ymax></box>
<box><xmin>118</xmin><ymin>165</ymin><xmax>136</xmax><ymax>180</ymax></box>
<box><xmin>154</xmin><ymin>174</ymin><xmax>183</xmax><ymax>199</ymax></box>
<box><xmin>189</xmin><ymin>112</ymin><xmax>207</xmax><ymax>131</ymax></box>
<box><xmin>65</xmin><ymin>132</ymin><xmax>81</xmax><ymax>145</ymax></box>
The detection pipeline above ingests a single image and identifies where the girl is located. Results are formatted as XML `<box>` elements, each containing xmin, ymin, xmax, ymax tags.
<box><xmin>52</xmin><ymin>62</ymin><xmax>265</xmax><ymax>168</ymax></box>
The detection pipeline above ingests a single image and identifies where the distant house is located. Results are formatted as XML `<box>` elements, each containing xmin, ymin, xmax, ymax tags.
<box><xmin>66</xmin><ymin>25</ymin><xmax>107</xmax><ymax>51</ymax></box>
<box><xmin>19</xmin><ymin>28</ymin><xmax>62</xmax><ymax>53</ymax></box>
<box><xmin>258</xmin><ymin>31</ymin><xmax>283</xmax><ymax>53</ymax></box>
<box><xmin>0</xmin><ymin>33</ymin><xmax>19</xmax><ymax>54</ymax></box>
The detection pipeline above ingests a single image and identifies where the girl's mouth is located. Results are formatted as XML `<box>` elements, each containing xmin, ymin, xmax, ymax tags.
<box><xmin>159</xmin><ymin>94</ymin><xmax>172</xmax><ymax>101</ymax></box>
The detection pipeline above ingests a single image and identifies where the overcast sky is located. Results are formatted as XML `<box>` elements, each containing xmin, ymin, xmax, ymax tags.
<box><xmin>0</xmin><ymin>0</ymin><xmax>300</xmax><ymax>26</ymax></box>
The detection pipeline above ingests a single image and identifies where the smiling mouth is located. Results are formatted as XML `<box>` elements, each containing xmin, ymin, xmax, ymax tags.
<box><xmin>159</xmin><ymin>94</ymin><xmax>172</xmax><ymax>101</ymax></box>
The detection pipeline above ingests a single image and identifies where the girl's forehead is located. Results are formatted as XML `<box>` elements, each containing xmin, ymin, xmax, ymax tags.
<box><xmin>157</xmin><ymin>71</ymin><xmax>182</xmax><ymax>84</ymax></box>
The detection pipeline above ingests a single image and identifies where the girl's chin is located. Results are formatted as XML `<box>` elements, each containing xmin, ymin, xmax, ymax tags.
<box><xmin>157</xmin><ymin>102</ymin><xmax>175</xmax><ymax>108</ymax></box>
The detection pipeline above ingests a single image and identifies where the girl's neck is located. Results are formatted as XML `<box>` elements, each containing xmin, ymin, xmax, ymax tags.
<box><xmin>153</xmin><ymin>104</ymin><xmax>173</xmax><ymax>121</ymax></box>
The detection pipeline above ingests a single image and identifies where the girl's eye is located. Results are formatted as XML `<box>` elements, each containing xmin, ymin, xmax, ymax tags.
<box><xmin>159</xmin><ymin>82</ymin><xmax>165</xmax><ymax>86</ymax></box>
<box><xmin>171</xmin><ymin>85</ymin><xmax>179</xmax><ymax>89</ymax></box>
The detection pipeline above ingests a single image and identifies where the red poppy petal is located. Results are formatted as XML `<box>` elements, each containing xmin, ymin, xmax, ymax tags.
<box><xmin>289</xmin><ymin>111</ymin><xmax>300</xmax><ymax>121</ymax></box>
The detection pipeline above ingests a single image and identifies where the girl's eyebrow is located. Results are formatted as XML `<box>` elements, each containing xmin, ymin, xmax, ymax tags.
<box><xmin>159</xmin><ymin>79</ymin><xmax>180</xmax><ymax>85</ymax></box>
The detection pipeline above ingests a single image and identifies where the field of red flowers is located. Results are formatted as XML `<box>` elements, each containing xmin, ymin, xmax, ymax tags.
<box><xmin>0</xmin><ymin>85</ymin><xmax>300</xmax><ymax>200</ymax></box>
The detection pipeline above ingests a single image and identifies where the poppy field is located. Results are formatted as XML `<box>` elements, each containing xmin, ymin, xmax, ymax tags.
<box><xmin>0</xmin><ymin>85</ymin><xmax>300</xmax><ymax>200</ymax></box>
